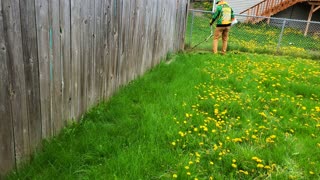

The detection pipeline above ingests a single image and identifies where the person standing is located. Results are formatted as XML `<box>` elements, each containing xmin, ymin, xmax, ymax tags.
<box><xmin>210</xmin><ymin>0</ymin><xmax>234</xmax><ymax>55</ymax></box>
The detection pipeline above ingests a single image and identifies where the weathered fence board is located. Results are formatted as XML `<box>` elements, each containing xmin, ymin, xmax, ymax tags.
<box><xmin>0</xmin><ymin>0</ymin><xmax>190</xmax><ymax>175</ymax></box>
<box><xmin>36</xmin><ymin>0</ymin><xmax>52</xmax><ymax>139</ymax></box>
<box><xmin>102</xmin><ymin>0</ymin><xmax>111</xmax><ymax>98</ymax></box>
<box><xmin>60</xmin><ymin>0</ymin><xmax>72</xmax><ymax>123</ymax></box>
<box><xmin>50</xmin><ymin>0</ymin><xmax>63</xmax><ymax>134</ymax></box>
<box><xmin>19</xmin><ymin>0</ymin><xmax>42</xmax><ymax>151</ymax></box>
<box><xmin>94</xmin><ymin>0</ymin><xmax>104</xmax><ymax>101</ymax></box>
<box><xmin>0</xmin><ymin>0</ymin><xmax>15</xmax><ymax>174</ymax></box>
<box><xmin>70</xmin><ymin>0</ymin><xmax>81</xmax><ymax>120</ymax></box>
<box><xmin>2</xmin><ymin>0</ymin><xmax>30</xmax><ymax>165</ymax></box>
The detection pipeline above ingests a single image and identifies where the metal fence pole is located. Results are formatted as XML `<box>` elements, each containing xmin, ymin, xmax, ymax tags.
<box><xmin>277</xmin><ymin>19</ymin><xmax>286</xmax><ymax>52</ymax></box>
<box><xmin>189</xmin><ymin>10</ymin><xmax>195</xmax><ymax>46</ymax></box>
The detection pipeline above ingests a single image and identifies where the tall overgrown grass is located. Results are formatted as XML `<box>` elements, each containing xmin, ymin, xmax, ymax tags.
<box><xmin>7</xmin><ymin>52</ymin><xmax>320</xmax><ymax>179</ymax></box>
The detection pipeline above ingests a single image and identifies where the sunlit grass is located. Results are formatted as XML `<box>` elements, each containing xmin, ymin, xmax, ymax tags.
<box><xmin>170</xmin><ymin>52</ymin><xmax>320</xmax><ymax>180</ymax></box>
<box><xmin>6</xmin><ymin>52</ymin><xmax>320</xmax><ymax>179</ymax></box>
<box><xmin>186</xmin><ymin>13</ymin><xmax>320</xmax><ymax>59</ymax></box>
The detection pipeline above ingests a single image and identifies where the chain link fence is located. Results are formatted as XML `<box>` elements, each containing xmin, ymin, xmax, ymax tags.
<box><xmin>186</xmin><ymin>9</ymin><xmax>320</xmax><ymax>59</ymax></box>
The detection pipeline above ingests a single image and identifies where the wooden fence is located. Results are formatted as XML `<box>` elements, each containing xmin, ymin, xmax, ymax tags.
<box><xmin>0</xmin><ymin>0</ymin><xmax>189</xmax><ymax>175</ymax></box>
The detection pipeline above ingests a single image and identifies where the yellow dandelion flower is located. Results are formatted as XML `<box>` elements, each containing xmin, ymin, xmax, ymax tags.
<box><xmin>309</xmin><ymin>171</ymin><xmax>314</xmax><ymax>175</ymax></box>
<box><xmin>259</xmin><ymin>112</ymin><xmax>267</xmax><ymax>117</ymax></box>
<box><xmin>264</xmin><ymin>165</ymin><xmax>271</xmax><ymax>169</ymax></box>
<box><xmin>232</xmin><ymin>164</ymin><xmax>237</xmax><ymax>168</ymax></box>
<box><xmin>210</xmin><ymin>161</ymin><xmax>214</xmax><ymax>165</ymax></box>
<box><xmin>221</xmin><ymin>110</ymin><xmax>227</xmax><ymax>115</ymax></box>
<box><xmin>189</xmin><ymin>161</ymin><xmax>193</xmax><ymax>165</ymax></box>
<box><xmin>266</xmin><ymin>138</ymin><xmax>275</xmax><ymax>143</ymax></box>
<box><xmin>185</xmin><ymin>166</ymin><xmax>189</xmax><ymax>170</ymax></box>
<box><xmin>251</xmin><ymin>135</ymin><xmax>257</xmax><ymax>139</ymax></box>
<box><xmin>270</xmin><ymin>135</ymin><xmax>276</xmax><ymax>139</ymax></box>
<box><xmin>171</xmin><ymin>142</ymin><xmax>176</xmax><ymax>146</ymax></box>
<box><xmin>194</xmin><ymin>128</ymin><xmax>198</xmax><ymax>132</ymax></box>
<box><xmin>173</xmin><ymin>174</ymin><xmax>178</xmax><ymax>178</ymax></box>
<box><xmin>257</xmin><ymin>164</ymin><xmax>264</xmax><ymax>168</ymax></box>
<box><xmin>232</xmin><ymin>138</ymin><xmax>242</xmax><ymax>143</ymax></box>
<box><xmin>187</xmin><ymin>172</ymin><xmax>191</xmax><ymax>176</ymax></box>
<box><xmin>239</xmin><ymin>170</ymin><xmax>249</xmax><ymax>175</ymax></box>
<box><xmin>252</xmin><ymin>157</ymin><xmax>262</xmax><ymax>163</ymax></box>
<box><xmin>196</xmin><ymin>152</ymin><xmax>201</xmax><ymax>157</ymax></box>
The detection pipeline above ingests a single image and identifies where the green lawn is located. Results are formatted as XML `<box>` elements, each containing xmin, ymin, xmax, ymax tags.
<box><xmin>7</xmin><ymin>52</ymin><xmax>320</xmax><ymax>179</ymax></box>
<box><xmin>186</xmin><ymin>13</ymin><xmax>320</xmax><ymax>59</ymax></box>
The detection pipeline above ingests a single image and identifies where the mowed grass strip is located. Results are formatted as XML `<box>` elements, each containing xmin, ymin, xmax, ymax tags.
<box><xmin>7</xmin><ymin>52</ymin><xmax>320</xmax><ymax>179</ymax></box>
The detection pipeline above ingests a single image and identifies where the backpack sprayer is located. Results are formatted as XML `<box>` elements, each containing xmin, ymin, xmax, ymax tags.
<box><xmin>191</xmin><ymin>25</ymin><xmax>213</xmax><ymax>49</ymax></box>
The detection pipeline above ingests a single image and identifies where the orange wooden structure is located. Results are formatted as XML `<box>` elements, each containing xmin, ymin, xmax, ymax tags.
<box><xmin>240</xmin><ymin>0</ymin><xmax>320</xmax><ymax>35</ymax></box>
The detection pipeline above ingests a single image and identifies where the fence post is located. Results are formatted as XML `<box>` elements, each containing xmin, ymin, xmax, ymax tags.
<box><xmin>277</xmin><ymin>19</ymin><xmax>286</xmax><ymax>52</ymax></box>
<box><xmin>189</xmin><ymin>10</ymin><xmax>194</xmax><ymax>46</ymax></box>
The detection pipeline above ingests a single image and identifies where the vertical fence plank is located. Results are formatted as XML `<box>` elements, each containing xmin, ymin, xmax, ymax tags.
<box><xmin>104</xmin><ymin>0</ymin><xmax>114</xmax><ymax>98</ymax></box>
<box><xmin>151</xmin><ymin>0</ymin><xmax>160</xmax><ymax>67</ymax></box>
<box><xmin>147</xmin><ymin>0</ymin><xmax>155</xmax><ymax>67</ymax></box>
<box><xmin>0</xmin><ymin>0</ymin><xmax>15</xmax><ymax>175</ymax></box>
<box><xmin>87</xmin><ymin>0</ymin><xmax>95</xmax><ymax>108</ymax></box>
<box><xmin>118</xmin><ymin>0</ymin><xmax>127</xmax><ymax>86</ymax></box>
<box><xmin>101</xmin><ymin>0</ymin><xmax>107</xmax><ymax>98</ymax></box>
<box><xmin>79</xmin><ymin>0</ymin><xmax>89</xmax><ymax>113</ymax></box>
<box><xmin>19</xmin><ymin>0</ymin><xmax>42</xmax><ymax>151</ymax></box>
<box><xmin>140</xmin><ymin>0</ymin><xmax>151</xmax><ymax>74</ymax></box>
<box><xmin>70</xmin><ymin>0</ymin><xmax>81</xmax><ymax>120</ymax></box>
<box><xmin>127</xmin><ymin>0</ymin><xmax>134</xmax><ymax>82</ymax></box>
<box><xmin>60</xmin><ymin>0</ymin><xmax>72</xmax><ymax>123</ymax></box>
<box><xmin>50</xmin><ymin>0</ymin><xmax>63</xmax><ymax>134</ymax></box>
<box><xmin>113</xmin><ymin>0</ymin><xmax>121</xmax><ymax>93</ymax></box>
<box><xmin>2</xmin><ymin>0</ymin><xmax>30</xmax><ymax>164</ymax></box>
<box><xmin>36</xmin><ymin>0</ymin><xmax>51</xmax><ymax>138</ymax></box>
<box><xmin>137</xmin><ymin>0</ymin><xmax>145</xmax><ymax>76</ymax></box>
<box><xmin>180</xmin><ymin>0</ymin><xmax>188</xmax><ymax>50</ymax></box>
<box><xmin>94</xmin><ymin>0</ymin><xmax>104</xmax><ymax>100</ymax></box>
<box><xmin>132</xmin><ymin>0</ymin><xmax>141</xmax><ymax>78</ymax></box>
